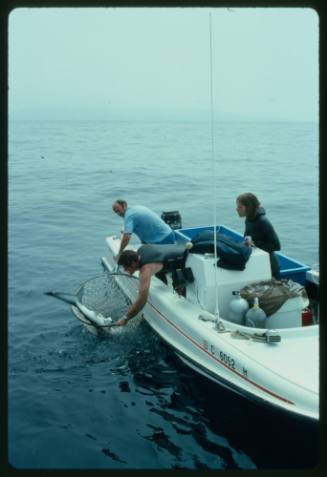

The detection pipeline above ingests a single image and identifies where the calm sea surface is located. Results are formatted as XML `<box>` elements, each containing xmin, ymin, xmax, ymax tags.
<box><xmin>7</xmin><ymin>119</ymin><xmax>319</xmax><ymax>470</ymax></box>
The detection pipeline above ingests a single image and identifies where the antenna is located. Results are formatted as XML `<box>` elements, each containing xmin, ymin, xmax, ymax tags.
<box><xmin>209</xmin><ymin>12</ymin><xmax>220</xmax><ymax>321</ymax></box>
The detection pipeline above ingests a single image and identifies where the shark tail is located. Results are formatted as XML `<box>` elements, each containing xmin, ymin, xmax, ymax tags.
<box><xmin>44</xmin><ymin>291</ymin><xmax>77</xmax><ymax>306</ymax></box>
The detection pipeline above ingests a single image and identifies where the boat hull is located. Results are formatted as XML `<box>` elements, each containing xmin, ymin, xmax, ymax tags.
<box><xmin>100</xmin><ymin>235</ymin><xmax>319</xmax><ymax>421</ymax></box>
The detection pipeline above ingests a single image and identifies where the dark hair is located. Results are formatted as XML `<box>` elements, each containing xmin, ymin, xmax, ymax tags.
<box><xmin>118</xmin><ymin>250</ymin><xmax>139</xmax><ymax>267</ymax></box>
<box><xmin>115</xmin><ymin>199</ymin><xmax>127</xmax><ymax>207</ymax></box>
<box><xmin>237</xmin><ymin>193</ymin><xmax>261</xmax><ymax>219</ymax></box>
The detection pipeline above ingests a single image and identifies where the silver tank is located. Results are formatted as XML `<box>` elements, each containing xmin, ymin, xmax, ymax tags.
<box><xmin>227</xmin><ymin>291</ymin><xmax>249</xmax><ymax>325</ymax></box>
<box><xmin>245</xmin><ymin>296</ymin><xmax>267</xmax><ymax>328</ymax></box>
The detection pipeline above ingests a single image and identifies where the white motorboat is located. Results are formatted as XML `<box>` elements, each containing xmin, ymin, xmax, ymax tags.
<box><xmin>96</xmin><ymin>222</ymin><xmax>319</xmax><ymax>422</ymax></box>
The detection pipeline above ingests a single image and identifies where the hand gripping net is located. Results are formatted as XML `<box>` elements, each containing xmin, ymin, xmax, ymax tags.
<box><xmin>75</xmin><ymin>273</ymin><xmax>134</xmax><ymax>323</ymax></box>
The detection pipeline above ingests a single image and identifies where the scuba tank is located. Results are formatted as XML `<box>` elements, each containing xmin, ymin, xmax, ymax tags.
<box><xmin>228</xmin><ymin>291</ymin><xmax>249</xmax><ymax>325</ymax></box>
<box><xmin>245</xmin><ymin>296</ymin><xmax>267</xmax><ymax>328</ymax></box>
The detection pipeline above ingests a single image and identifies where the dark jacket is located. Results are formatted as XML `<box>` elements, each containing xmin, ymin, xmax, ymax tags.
<box><xmin>245</xmin><ymin>207</ymin><xmax>281</xmax><ymax>277</ymax></box>
<box><xmin>245</xmin><ymin>207</ymin><xmax>280</xmax><ymax>253</ymax></box>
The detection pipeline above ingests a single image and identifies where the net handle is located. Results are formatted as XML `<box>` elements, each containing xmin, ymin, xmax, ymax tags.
<box><xmin>109</xmin><ymin>271</ymin><xmax>139</xmax><ymax>280</ymax></box>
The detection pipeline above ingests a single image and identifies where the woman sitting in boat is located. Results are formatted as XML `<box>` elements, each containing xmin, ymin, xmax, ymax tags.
<box><xmin>116</xmin><ymin>244</ymin><xmax>187</xmax><ymax>326</ymax></box>
<box><xmin>236</xmin><ymin>192</ymin><xmax>281</xmax><ymax>278</ymax></box>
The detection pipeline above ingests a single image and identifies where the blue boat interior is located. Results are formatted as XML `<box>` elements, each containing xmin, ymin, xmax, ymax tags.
<box><xmin>174</xmin><ymin>225</ymin><xmax>310</xmax><ymax>285</ymax></box>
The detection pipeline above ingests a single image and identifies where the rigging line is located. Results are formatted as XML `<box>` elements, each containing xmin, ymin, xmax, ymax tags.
<box><xmin>209</xmin><ymin>12</ymin><xmax>220</xmax><ymax>320</ymax></box>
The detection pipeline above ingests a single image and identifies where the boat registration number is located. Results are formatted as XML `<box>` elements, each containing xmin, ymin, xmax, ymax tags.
<box><xmin>219</xmin><ymin>351</ymin><xmax>236</xmax><ymax>370</ymax></box>
<box><xmin>203</xmin><ymin>340</ymin><xmax>250</xmax><ymax>378</ymax></box>
<box><xmin>203</xmin><ymin>341</ymin><xmax>237</xmax><ymax>371</ymax></box>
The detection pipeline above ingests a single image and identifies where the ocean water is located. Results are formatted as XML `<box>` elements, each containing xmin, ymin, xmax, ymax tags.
<box><xmin>7</xmin><ymin>119</ymin><xmax>319</xmax><ymax>470</ymax></box>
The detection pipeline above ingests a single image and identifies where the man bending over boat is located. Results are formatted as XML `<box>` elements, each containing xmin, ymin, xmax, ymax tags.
<box><xmin>112</xmin><ymin>200</ymin><xmax>175</xmax><ymax>262</ymax></box>
<box><xmin>116</xmin><ymin>244</ymin><xmax>187</xmax><ymax>326</ymax></box>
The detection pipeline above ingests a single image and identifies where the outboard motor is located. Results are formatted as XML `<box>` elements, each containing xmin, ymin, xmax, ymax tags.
<box><xmin>161</xmin><ymin>211</ymin><xmax>182</xmax><ymax>230</ymax></box>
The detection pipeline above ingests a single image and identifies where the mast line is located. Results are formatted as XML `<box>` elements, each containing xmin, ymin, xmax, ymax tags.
<box><xmin>209</xmin><ymin>12</ymin><xmax>220</xmax><ymax>320</ymax></box>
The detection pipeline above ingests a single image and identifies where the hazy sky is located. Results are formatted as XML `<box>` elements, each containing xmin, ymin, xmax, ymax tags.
<box><xmin>8</xmin><ymin>7</ymin><xmax>319</xmax><ymax>122</ymax></box>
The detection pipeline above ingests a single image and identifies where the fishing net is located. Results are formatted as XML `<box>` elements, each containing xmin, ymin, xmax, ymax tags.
<box><xmin>75</xmin><ymin>272</ymin><xmax>136</xmax><ymax>322</ymax></box>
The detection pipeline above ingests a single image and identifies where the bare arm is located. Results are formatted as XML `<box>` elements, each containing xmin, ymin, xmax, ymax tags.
<box><xmin>116</xmin><ymin>233</ymin><xmax>132</xmax><ymax>260</ymax></box>
<box><xmin>117</xmin><ymin>263</ymin><xmax>163</xmax><ymax>326</ymax></box>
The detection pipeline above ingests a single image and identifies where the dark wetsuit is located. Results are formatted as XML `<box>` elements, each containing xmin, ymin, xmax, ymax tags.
<box><xmin>138</xmin><ymin>244</ymin><xmax>187</xmax><ymax>271</ymax></box>
<box><xmin>244</xmin><ymin>207</ymin><xmax>281</xmax><ymax>277</ymax></box>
